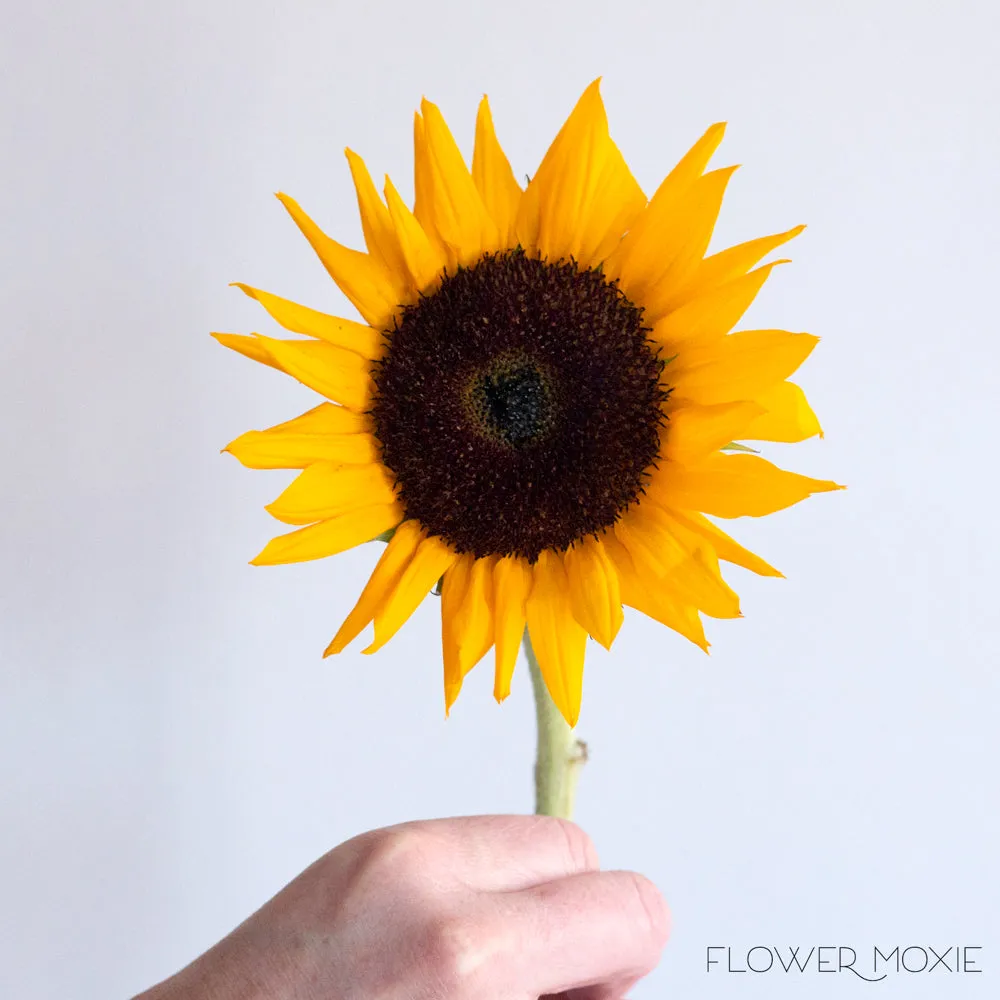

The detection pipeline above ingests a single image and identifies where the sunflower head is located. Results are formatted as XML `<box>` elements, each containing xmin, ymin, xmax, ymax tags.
<box><xmin>217</xmin><ymin>81</ymin><xmax>842</xmax><ymax>727</ymax></box>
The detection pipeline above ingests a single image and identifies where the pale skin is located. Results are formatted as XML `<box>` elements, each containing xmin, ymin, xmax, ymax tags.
<box><xmin>134</xmin><ymin>815</ymin><xmax>669</xmax><ymax>1000</ymax></box>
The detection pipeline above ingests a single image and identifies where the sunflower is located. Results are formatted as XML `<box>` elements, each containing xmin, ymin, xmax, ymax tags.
<box><xmin>216</xmin><ymin>81</ymin><xmax>841</xmax><ymax>727</ymax></box>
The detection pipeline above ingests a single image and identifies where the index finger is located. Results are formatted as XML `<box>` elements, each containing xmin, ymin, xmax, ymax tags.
<box><xmin>488</xmin><ymin>868</ymin><xmax>670</xmax><ymax>994</ymax></box>
<box><xmin>387</xmin><ymin>814</ymin><xmax>600</xmax><ymax>891</ymax></box>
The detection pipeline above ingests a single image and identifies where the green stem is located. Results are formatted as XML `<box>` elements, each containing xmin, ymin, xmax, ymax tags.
<box><xmin>524</xmin><ymin>629</ymin><xmax>587</xmax><ymax>819</ymax></box>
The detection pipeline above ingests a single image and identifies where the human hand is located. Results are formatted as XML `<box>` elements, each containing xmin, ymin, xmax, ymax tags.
<box><xmin>135</xmin><ymin>815</ymin><xmax>669</xmax><ymax>1000</ymax></box>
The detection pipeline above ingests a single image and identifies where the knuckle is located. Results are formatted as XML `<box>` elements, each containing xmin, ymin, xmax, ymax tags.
<box><xmin>353</xmin><ymin>825</ymin><xmax>430</xmax><ymax>882</ymax></box>
<box><xmin>420</xmin><ymin>915</ymin><xmax>492</xmax><ymax>992</ymax></box>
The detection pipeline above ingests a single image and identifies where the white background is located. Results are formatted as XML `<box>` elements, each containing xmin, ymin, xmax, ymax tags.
<box><xmin>2</xmin><ymin>1</ymin><xmax>998</xmax><ymax>997</ymax></box>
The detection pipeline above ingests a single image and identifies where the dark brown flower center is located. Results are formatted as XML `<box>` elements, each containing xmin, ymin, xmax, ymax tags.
<box><xmin>371</xmin><ymin>249</ymin><xmax>669</xmax><ymax>561</ymax></box>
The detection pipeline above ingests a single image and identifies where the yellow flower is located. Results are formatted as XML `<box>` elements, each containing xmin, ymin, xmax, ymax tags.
<box><xmin>217</xmin><ymin>81</ymin><xmax>842</xmax><ymax>726</ymax></box>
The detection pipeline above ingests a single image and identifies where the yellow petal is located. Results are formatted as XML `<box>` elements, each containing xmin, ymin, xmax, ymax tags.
<box><xmin>250</xmin><ymin>502</ymin><xmax>402</xmax><ymax>566</ymax></box>
<box><xmin>418</xmin><ymin>98</ymin><xmax>499</xmax><ymax>265</ymax></box>
<box><xmin>276</xmin><ymin>192</ymin><xmax>398</xmax><ymax>328</ymax></box>
<box><xmin>664</xmin><ymin>510</ymin><xmax>781</xmax><ymax>592</ymax></box>
<box><xmin>524</xmin><ymin>550</ymin><xmax>588</xmax><ymax>727</ymax></box>
<box><xmin>493</xmin><ymin>555</ymin><xmax>531</xmax><ymax>703</ymax></box>
<box><xmin>662</xmin><ymin>400</ymin><xmax>766</xmax><ymax>464</ymax></box>
<box><xmin>614</xmin><ymin>503</ymin><xmax>741</xmax><ymax>619</ymax></box>
<box><xmin>661</xmin><ymin>122</ymin><xmax>727</xmax><ymax>186</ymax></box>
<box><xmin>651</xmin><ymin>261</ymin><xmax>786</xmax><ymax>351</ymax></box>
<box><xmin>670</xmin><ymin>329</ymin><xmax>820</xmax><ymax>406</ymax></box>
<box><xmin>601</xmin><ymin>530</ymin><xmax>709</xmax><ymax>651</ymax></box>
<box><xmin>253</xmin><ymin>333</ymin><xmax>373</xmax><ymax>412</ymax></box>
<box><xmin>440</xmin><ymin>555</ymin><xmax>497</xmax><ymax>711</ymax></box>
<box><xmin>254</xmin><ymin>402</ymin><xmax>369</xmax><ymax>436</ymax></box>
<box><xmin>611</xmin><ymin>165</ymin><xmax>735</xmax><ymax>312</ymax></box>
<box><xmin>412</xmin><ymin>111</ymin><xmax>440</xmax><ymax>250</ymax></box>
<box><xmin>516</xmin><ymin>79</ymin><xmax>646</xmax><ymax>268</ymax></box>
<box><xmin>673</xmin><ymin>224</ymin><xmax>806</xmax><ymax>308</ymax></box>
<box><xmin>384</xmin><ymin>176</ymin><xmax>447</xmax><ymax>293</ymax></box>
<box><xmin>563</xmin><ymin>537</ymin><xmax>623</xmax><ymax>650</ymax></box>
<box><xmin>458</xmin><ymin>556</ymin><xmax>497</xmax><ymax>670</ymax></box>
<box><xmin>225</xmin><ymin>428</ymin><xmax>379</xmax><ymax>470</ymax></box>
<box><xmin>651</xmin><ymin>452</ymin><xmax>844</xmax><ymax>518</ymax></box>
<box><xmin>232</xmin><ymin>284</ymin><xmax>381</xmax><ymax>359</ymax></box>
<box><xmin>344</xmin><ymin>148</ymin><xmax>412</xmax><ymax>301</ymax></box>
<box><xmin>742</xmin><ymin>381</ymin><xmax>823</xmax><ymax>442</ymax></box>
<box><xmin>472</xmin><ymin>96</ymin><xmax>522</xmax><ymax>247</ymax></box>
<box><xmin>604</xmin><ymin>121</ymin><xmax>725</xmax><ymax>282</ymax></box>
<box><xmin>441</xmin><ymin>553</ymin><xmax>475</xmax><ymax>711</ymax></box>
<box><xmin>364</xmin><ymin>532</ymin><xmax>458</xmax><ymax>653</ymax></box>
<box><xmin>665</xmin><ymin>509</ymin><xmax>782</xmax><ymax>578</ymax></box>
<box><xmin>325</xmin><ymin>520</ymin><xmax>424</xmax><ymax>655</ymax></box>
<box><xmin>613</xmin><ymin>501</ymin><xmax>686</xmax><ymax>574</ymax></box>
<box><xmin>212</xmin><ymin>332</ymin><xmax>280</xmax><ymax>371</ymax></box>
<box><xmin>224</xmin><ymin>404</ymin><xmax>372</xmax><ymax>470</ymax></box>
<box><xmin>265</xmin><ymin>462</ymin><xmax>397</xmax><ymax>525</ymax></box>
<box><xmin>636</xmin><ymin>167</ymin><xmax>739</xmax><ymax>322</ymax></box>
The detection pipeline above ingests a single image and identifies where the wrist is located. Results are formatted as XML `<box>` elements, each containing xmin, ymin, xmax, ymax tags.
<box><xmin>132</xmin><ymin>931</ymin><xmax>285</xmax><ymax>1000</ymax></box>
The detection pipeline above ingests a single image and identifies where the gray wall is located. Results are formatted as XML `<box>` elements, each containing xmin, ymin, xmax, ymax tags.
<box><xmin>2</xmin><ymin>1</ymin><xmax>997</xmax><ymax>996</ymax></box>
